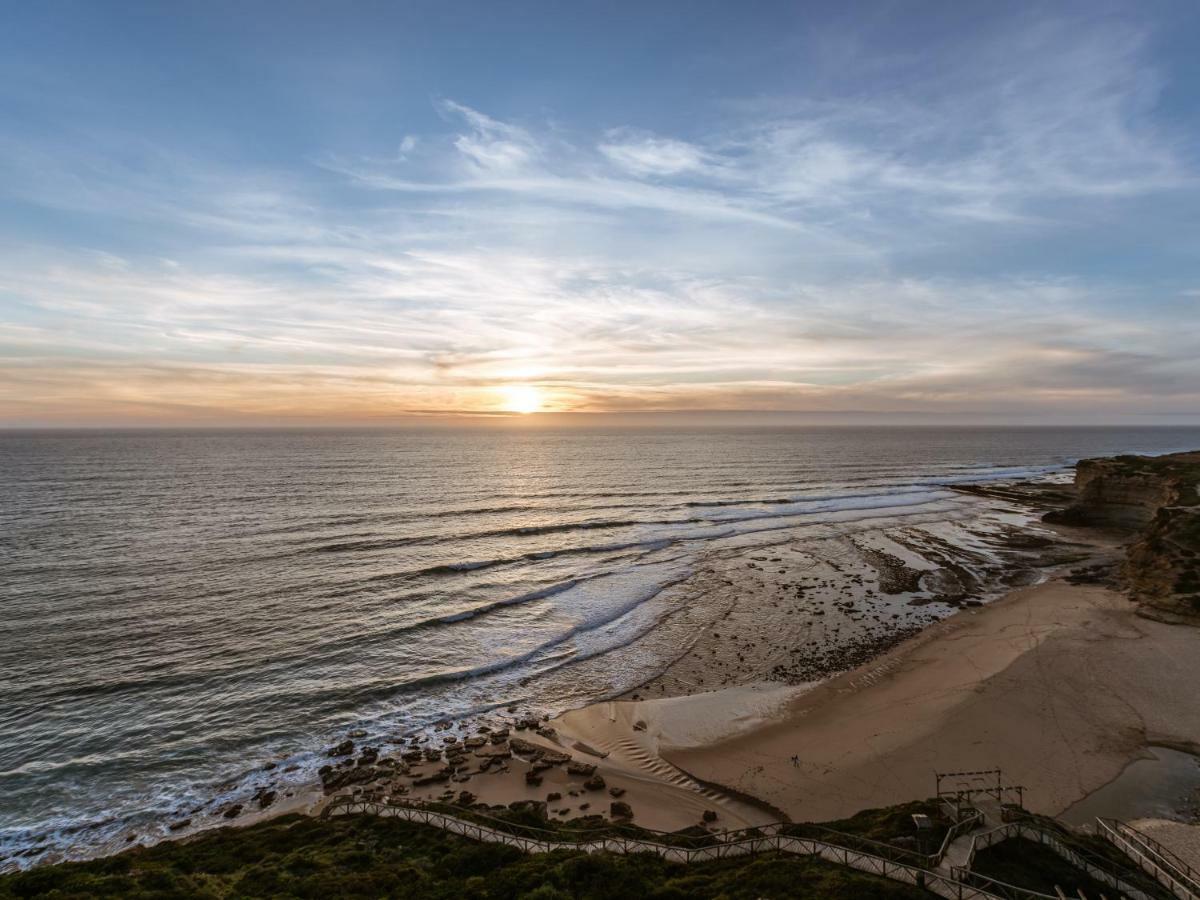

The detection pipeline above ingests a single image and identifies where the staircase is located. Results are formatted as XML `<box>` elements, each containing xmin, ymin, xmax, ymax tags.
<box><xmin>1096</xmin><ymin>818</ymin><xmax>1200</xmax><ymax>900</ymax></box>
<box><xmin>605</xmin><ymin>735</ymin><xmax>728</xmax><ymax>803</ymax></box>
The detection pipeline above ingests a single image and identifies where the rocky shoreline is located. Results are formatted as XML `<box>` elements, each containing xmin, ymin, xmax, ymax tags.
<box><xmin>1045</xmin><ymin>451</ymin><xmax>1200</xmax><ymax>623</ymax></box>
<box><xmin>12</xmin><ymin>451</ymin><xmax>1200</xmax><ymax>873</ymax></box>
<box><xmin>303</xmin><ymin>451</ymin><xmax>1200</xmax><ymax>839</ymax></box>
<box><xmin>296</xmin><ymin>469</ymin><xmax>1114</xmax><ymax>833</ymax></box>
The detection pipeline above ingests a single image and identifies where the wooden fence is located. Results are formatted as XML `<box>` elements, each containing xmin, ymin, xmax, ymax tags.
<box><xmin>324</xmin><ymin>796</ymin><xmax>1187</xmax><ymax>899</ymax></box>
<box><xmin>1096</xmin><ymin>818</ymin><xmax>1200</xmax><ymax>900</ymax></box>
<box><xmin>954</xmin><ymin>821</ymin><xmax>1168</xmax><ymax>900</ymax></box>
<box><xmin>323</xmin><ymin>796</ymin><xmax>1000</xmax><ymax>899</ymax></box>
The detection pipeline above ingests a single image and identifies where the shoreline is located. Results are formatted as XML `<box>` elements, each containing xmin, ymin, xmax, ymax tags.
<box><xmin>343</xmin><ymin>482</ymin><xmax>1107</xmax><ymax>834</ymax></box>
<box><xmin>12</xmin><ymin>459</ymin><xmax>1200</xmax><ymax>872</ymax></box>
<box><xmin>554</xmin><ymin>571</ymin><xmax>1200</xmax><ymax>832</ymax></box>
<box><xmin>21</xmin><ymin>568</ymin><xmax>1200</xmax><ymax>871</ymax></box>
<box><xmin>258</xmin><ymin>558</ymin><xmax>1200</xmax><ymax>847</ymax></box>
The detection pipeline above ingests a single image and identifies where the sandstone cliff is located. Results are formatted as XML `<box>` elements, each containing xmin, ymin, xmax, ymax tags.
<box><xmin>1046</xmin><ymin>451</ymin><xmax>1200</xmax><ymax>622</ymax></box>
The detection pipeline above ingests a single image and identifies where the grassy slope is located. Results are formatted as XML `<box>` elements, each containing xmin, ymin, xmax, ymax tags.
<box><xmin>970</xmin><ymin>838</ymin><xmax>1122</xmax><ymax>898</ymax></box>
<box><xmin>1108</xmin><ymin>453</ymin><xmax>1200</xmax><ymax>496</ymax></box>
<box><xmin>0</xmin><ymin>813</ymin><xmax>933</xmax><ymax>900</ymax></box>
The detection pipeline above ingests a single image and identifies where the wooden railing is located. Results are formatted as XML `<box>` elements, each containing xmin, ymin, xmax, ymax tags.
<box><xmin>935</xmin><ymin>803</ymin><xmax>986</xmax><ymax>863</ymax></box>
<box><xmin>323</xmin><ymin>796</ymin><xmax>1002</xmax><ymax>899</ymax></box>
<box><xmin>325</xmin><ymin>796</ymin><xmax>1183</xmax><ymax>900</ymax></box>
<box><xmin>1096</xmin><ymin>818</ymin><xmax>1200</xmax><ymax>900</ymax></box>
<box><xmin>953</xmin><ymin>820</ymin><xmax>1170</xmax><ymax>900</ymax></box>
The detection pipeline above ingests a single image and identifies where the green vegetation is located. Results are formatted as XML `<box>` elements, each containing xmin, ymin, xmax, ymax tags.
<box><xmin>388</xmin><ymin>801</ymin><xmax>728</xmax><ymax>849</ymax></box>
<box><xmin>0</xmin><ymin>813</ymin><xmax>933</xmax><ymax>899</ymax></box>
<box><xmin>783</xmin><ymin>800</ymin><xmax>951</xmax><ymax>861</ymax></box>
<box><xmin>988</xmin><ymin>812</ymin><xmax>1169</xmax><ymax>898</ymax></box>
<box><xmin>1109</xmin><ymin>453</ymin><xmax>1200</xmax><ymax>505</ymax></box>
<box><xmin>805</xmin><ymin>799</ymin><xmax>949</xmax><ymax>844</ymax></box>
<box><xmin>970</xmin><ymin>838</ymin><xmax>1119</xmax><ymax>898</ymax></box>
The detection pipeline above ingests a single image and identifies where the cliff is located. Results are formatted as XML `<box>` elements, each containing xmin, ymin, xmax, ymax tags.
<box><xmin>1046</xmin><ymin>451</ymin><xmax>1200</xmax><ymax>622</ymax></box>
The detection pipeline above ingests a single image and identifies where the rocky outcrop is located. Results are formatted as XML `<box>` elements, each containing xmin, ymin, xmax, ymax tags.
<box><xmin>1047</xmin><ymin>451</ymin><xmax>1200</xmax><ymax>622</ymax></box>
<box><xmin>1124</xmin><ymin>504</ymin><xmax>1200</xmax><ymax>622</ymax></box>
<box><xmin>1047</xmin><ymin>452</ymin><xmax>1200</xmax><ymax>528</ymax></box>
<box><xmin>609</xmin><ymin>800</ymin><xmax>633</xmax><ymax>820</ymax></box>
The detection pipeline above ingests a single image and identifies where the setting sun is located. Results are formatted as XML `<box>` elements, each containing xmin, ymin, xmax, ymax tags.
<box><xmin>499</xmin><ymin>385</ymin><xmax>543</xmax><ymax>414</ymax></box>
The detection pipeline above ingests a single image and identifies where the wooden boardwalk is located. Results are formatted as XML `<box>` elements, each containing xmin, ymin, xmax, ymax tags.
<box><xmin>325</xmin><ymin>795</ymin><xmax>1191</xmax><ymax>899</ymax></box>
<box><xmin>1097</xmin><ymin>818</ymin><xmax>1200</xmax><ymax>900</ymax></box>
<box><xmin>324</xmin><ymin>796</ymin><xmax>1000</xmax><ymax>899</ymax></box>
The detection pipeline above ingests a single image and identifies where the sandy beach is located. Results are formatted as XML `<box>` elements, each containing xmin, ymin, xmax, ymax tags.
<box><xmin>309</xmin><ymin>478</ymin><xmax>1200</xmax><ymax>854</ymax></box>
<box><xmin>375</xmin><ymin>564</ymin><xmax>1200</xmax><ymax>857</ymax></box>
<box><xmin>549</xmin><ymin>575</ymin><xmax>1200</xmax><ymax>832</ymax></box>
<box><xmin>46</xmin><ymin>467</ymin><xmax>1200</xmax><ymax>872</ymax></box>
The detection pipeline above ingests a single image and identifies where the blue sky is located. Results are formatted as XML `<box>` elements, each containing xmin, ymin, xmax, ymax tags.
<box><xmin>1</xmin><ymin>0</ymin><xmax>1198</xmax><ymax>425</ymax></box>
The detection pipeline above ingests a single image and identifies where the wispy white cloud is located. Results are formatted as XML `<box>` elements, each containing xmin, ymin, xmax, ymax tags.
<box><xmin>598</xmin><ymin>131</ymin><xmax>717</xmax><ymax>177</ymax></box>
<box><xmin>333</xmin><ymin>16</ymin><xmax>1189</xmax><ymax>248</ymax></box>
<box><xmin>439</xmin><ymin>99</ymin><xmax>540</xmax><ymax>173</ymax></box>
<box><xmin>0</xmin><ymin>11</ymin><xmax>1197</xmax><ymax>425</ymax></box>
<box><xmin>4</xmin><ymin>234</ymin><xmax>1197</xmax><ymax>425</ymax></box>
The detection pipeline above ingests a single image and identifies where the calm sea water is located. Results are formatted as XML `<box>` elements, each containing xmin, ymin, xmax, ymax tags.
<box><xmin>2</xmin><ymin>426</ymin><xmax>1198</xmax><ymax>864</ymax></box>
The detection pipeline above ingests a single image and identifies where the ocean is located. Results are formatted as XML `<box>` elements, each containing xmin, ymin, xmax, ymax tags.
<box><xmin>2</xmin><ymin>425</ymin><xmax>1198</xmax><ymax>866</ymax></box>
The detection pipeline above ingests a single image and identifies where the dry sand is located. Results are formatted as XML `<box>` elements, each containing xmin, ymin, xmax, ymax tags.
<box><xmin>86</xmin><ymin>569</ymin><xmax>1200</xmax><ymax>873</ymax></box>
<box><xmin>1130</xmin><ymin>819</ymin><xmax>1200</xmax><ymax>869</ymax></box>
<box><xmin>311</xmin><ymin>506</ymin><xmax>1200</xmax><ymax>862</ymax></box>
<box><xmin>553</xmin><ymin>578</ymin><xmax>1200</xmax><ymax>829</ymax></box>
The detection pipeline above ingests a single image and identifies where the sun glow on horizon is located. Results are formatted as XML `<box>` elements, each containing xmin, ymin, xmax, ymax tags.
<box><xmin>499</xmin><ymin>385</ymin><xmax>544</xmax><ymax>414</ymax></box>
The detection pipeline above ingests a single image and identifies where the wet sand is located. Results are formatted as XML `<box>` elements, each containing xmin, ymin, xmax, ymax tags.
<box><xmin>185</xmin><ymin>486</ymin><xmax>1200</xmax><ymax>858</ymax></box>
<box><xmin>556</xmin><ymin>577</ymin><xmax>1200</xmax><ymax>835</ymax></box>
<box><xmin>81</xmin><ymin>568</ymin><xmax>1200</xmax><ymax>866</ymax></box>
<box><xmin>317</xmin><ymin>498</ymin><xmax>1186</xmax><ymax>838</ymax></box>
<box><xmin>389</xmin><ymin>563</ymin><xmax>1200</xmax><ymax>851</ymax></box>
<box><xmin>326</xmin><ymin>506</ymin><xmax>1102</xmax><ymax>832</ymax></box>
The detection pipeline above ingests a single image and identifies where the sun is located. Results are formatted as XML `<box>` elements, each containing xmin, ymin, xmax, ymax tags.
<box><xmin>499</xmin><ymin>385</ymin><xmax>543</xmax><ymax>414</ymax></box>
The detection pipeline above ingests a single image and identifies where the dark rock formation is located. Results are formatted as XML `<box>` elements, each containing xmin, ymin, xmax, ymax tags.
<box><xmin>412</xmin><ymin>771</ymin><xmax>449</xmax><ymax>787</ymax></box>
<box><xmin>1125</xmin><ymin>504</ymin><xmax>1200</xmax><ymax>621</ymax></box>
<box><xmin>609</xmin><ymin>800</ymin><xmax>633</xmax><ymax>820</ymax></box>
<box><xmin>508</xmin><ymin>737</ymin><xmax>543</xmax><ymax>758</ymax></box>
<box><xmin>1046</xmin><ymin>453</ymin><xmax>1199</xmax><ymax>528</ymax></box>
<box><xmin>1047</xmin><ymin>451</ymin><xmax>1200</xmax><ymax>622</ymax></box>
<box><xmin>324</xmin><ymin>765</ymin><xmax>387</xmax><ymax>792</ymax></box>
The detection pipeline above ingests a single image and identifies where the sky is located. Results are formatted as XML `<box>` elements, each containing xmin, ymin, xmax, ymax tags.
<box><xmin>1</xmin><ymin>0</ymin><xmax>1198</xmax><ymax>426</ymax></box>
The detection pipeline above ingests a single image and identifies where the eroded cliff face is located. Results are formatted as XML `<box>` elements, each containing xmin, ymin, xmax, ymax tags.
<box><xmin>1047</xmin><ymin>451</ymin><xmax>1200</xmax><ymax>623</ymax></box>
<box><xmin>1073</xmin><ymin>458</ymin><xmax>1190</xmax><ymax>527</ymax></box>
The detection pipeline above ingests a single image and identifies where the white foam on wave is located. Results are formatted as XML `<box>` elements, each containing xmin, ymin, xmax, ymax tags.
<box><xmin>0</xmin><ymin>455</ymin><xmax>1115</xmax><ymax>869</ymax></box>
